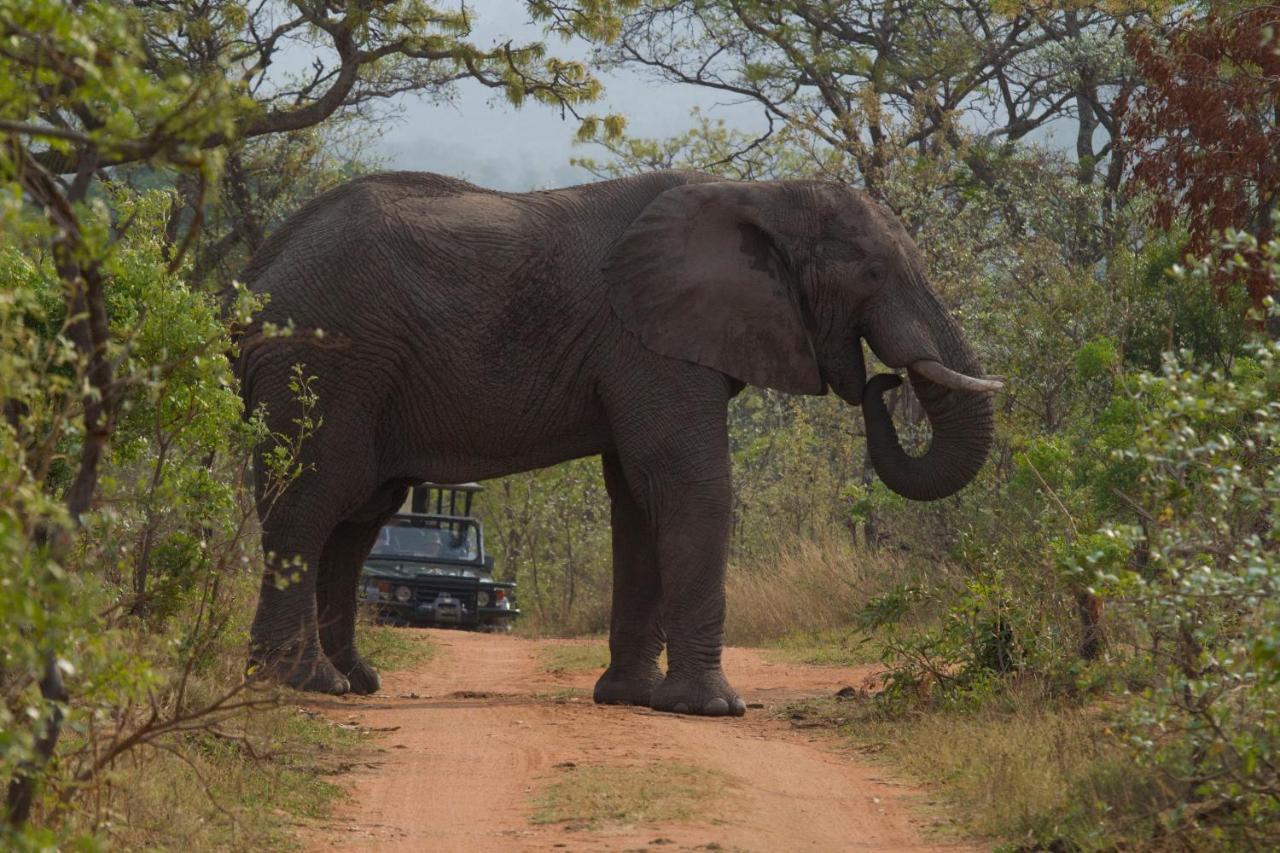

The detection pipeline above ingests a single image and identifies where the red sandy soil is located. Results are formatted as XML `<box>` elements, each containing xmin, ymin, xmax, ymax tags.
<box><xmin>302</xmin><ymin>629</ymin><xmax>979</xmax><ymax>852</ymax></box>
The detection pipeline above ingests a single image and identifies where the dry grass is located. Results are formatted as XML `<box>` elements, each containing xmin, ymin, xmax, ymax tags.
<box><xmin>96</xmin><ymin>706</ymin><xmax>362</xmax><ymax>850</ymax></box>
<box><xmin>785</xmin><ymin>682</ymin><xmax>1162</xmax><ymax>849</ymax></box>
<box><xmin>511</xmin><ymin>593</ymin><xmax>612</xmax><ymax>639</ymax></box>
<box><xmin>540</xmin><ymin>638</ymin><xmax>611</xmax><ymax>675</ymax></box>
<box><xmin>764</xmin><ymin>626</ymin><xmax>882</xmax><ymax>666</ymax></box>
<box><xmin>525</xmin><ymin>532</ymin><xmax>917</xmax><ymax>664</ymax></box>
<box><xmin>512</xmin><ymin>529</ymin><xmax>923</xmax><ymax>649</ymax></box>
<box><xmin>725</xmin><ymin>533</ymin><xmax>1166</xmax><ymax>849</ymax></box>
<box><xmin>725</xmin><ymin>531</ymin><xmax>924</xmax><ymax>646</ymax></box>
<box><xmin>52</xmin><ymin>615</ymin><xmax>434</xmax><ymax>849</ymax></box>
<box><xmin>532</xmin><ymin>761</ymin><xmax>729</xmax><ymax>829</ymax></box>
<box><xmin>513</xmin><ymin>531</ymin><xmax>1162</xmax><ymax>849</ymax></box>
<box><xmin>538</xmin><ymin>638</ymin><xmax>672</xmax><ymax>676</ymax></box>
<box><xmin>865</xmin><ymin>705</ymin><xmax>1105</xmax><ymax>841</ymax></box>
<box><xmin>356</xmin><ymin>622</ymin><xmax>437</xmax><ymax>672</ymax></box>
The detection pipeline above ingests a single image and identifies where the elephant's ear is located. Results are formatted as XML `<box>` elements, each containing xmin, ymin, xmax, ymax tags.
<box><xmin>602</xmin><ymin>181</ymin><xmax>823</xmax><ymax>395</ymax></box>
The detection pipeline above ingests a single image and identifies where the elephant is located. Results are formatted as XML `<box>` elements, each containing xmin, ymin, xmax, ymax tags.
<box><xmin>233</xmin><ymin>170</ymin><xmax>999</xmax><ymax>716</ymax></box>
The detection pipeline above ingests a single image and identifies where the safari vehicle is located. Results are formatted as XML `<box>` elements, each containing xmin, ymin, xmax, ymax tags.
<box><xmin>359</xmin><ymin>483</ymin><xmax>518</xmax><ymax>631</ymax></box>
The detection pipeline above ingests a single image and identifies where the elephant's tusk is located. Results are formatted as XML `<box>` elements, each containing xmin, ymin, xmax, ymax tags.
<box><xmin>909</xmin><ymin>360</ymin><xmax>1004</xmax><ymax>393</ymax></box>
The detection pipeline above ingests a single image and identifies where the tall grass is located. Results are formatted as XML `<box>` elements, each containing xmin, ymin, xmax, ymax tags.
<box><xmin>514</xmin><ymin>526</ymin><xmax>935</xmax><ymax>650</ymax></box>
<box><xmin>88</xmin><ymin>705</ymin><xmax>361</xmax><ymax>850</ymax></box>
<box><xmin>783</xmin><ymin>680</ymin><xmax>1169</xmax><ymax>849</ymax></box>
<box><xmin>725</xmin><ymin>529</ymin><xmax>926</xmax><ymax>646</ymax></box>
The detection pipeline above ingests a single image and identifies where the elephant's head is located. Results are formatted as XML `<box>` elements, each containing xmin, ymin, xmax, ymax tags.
<box><xmin>603</xmin><ymin>177</ymin><xmax>999</xmax><ymax>501</ymax></box>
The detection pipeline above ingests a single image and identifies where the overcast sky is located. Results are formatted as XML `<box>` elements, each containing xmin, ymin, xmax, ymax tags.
<box><xmin>370</xmin><ymin>2</ymin><xmax>761</xmax><ymax>191</ymax></box>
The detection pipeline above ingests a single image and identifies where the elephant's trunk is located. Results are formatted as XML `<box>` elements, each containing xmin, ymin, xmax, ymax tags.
<box><xmin>860</xmin><ymin>321</ymin><xmax>996</xmax><ymax>501</ymax></box>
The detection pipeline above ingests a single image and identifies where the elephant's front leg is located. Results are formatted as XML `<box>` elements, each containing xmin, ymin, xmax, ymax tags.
<box><xmin>646</xmin><ymin>472</ymin><xmax>745</xmax><ymax>716</ymax></box>
<box><xmin>594</xmin><ymin>453</ymin><xmax>665</xmax><ymax>707</ymax></box>
<box><xmin>606</xmin><ymin>368</ymin><xmax>743</xmax><ymax>716</ymax></box>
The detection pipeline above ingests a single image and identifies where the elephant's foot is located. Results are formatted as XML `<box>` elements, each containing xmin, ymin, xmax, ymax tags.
<box><xmin>247</xmin><ymin>645</ymin><xmax>351</xmax><ymax>695</ymax></box>
<box><xmin>650</xmin><ymin>669</ymin><xmax>747</xmax><ymax>717</ymax></box>
<box><xmin>341</xmin><ymin>657</ymin><xmax>382</xmax><ymax>695</ymax></box>
<box><xmin>593</xmin><ymin>664</ymin><xmax>664</xmax><ymax>707</ymax></box>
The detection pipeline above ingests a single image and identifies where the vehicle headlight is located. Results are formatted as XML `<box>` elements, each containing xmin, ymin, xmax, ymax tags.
<box><xmin>394</xmin><ymin>585</ymin><xmax>412</xmax><ymax>603</ymax></box>
<box><xmin>476</xmin><ymin>590</ymin><xmax>490</xmax><ymax>607</ymax></box>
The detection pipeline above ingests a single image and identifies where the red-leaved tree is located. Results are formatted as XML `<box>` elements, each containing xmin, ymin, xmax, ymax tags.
<box><xmin>1121</xmin><ymin>8</ymin><xmax>1280</xmax><ymax>307</ymax></box>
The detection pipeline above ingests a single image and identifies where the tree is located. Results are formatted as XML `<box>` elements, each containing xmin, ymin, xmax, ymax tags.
<box><xmin>0</xmin><ymin>0</ymin><xmax>633</xmax><ymax>831</ymax></box>
<box><xmin>1120</xmin><ymin>6</ymin><xmax>1280</xmax><ymax>307</ymax></box>
<box><xmin>598</xmin><ymin>0</ymin><xmax>1145</xmax><ymax>204</ymax></box>
<box><xmin>1</xmin><ymin>0</ymin><xmax>634</xmax><ymax>506</ymax></box>
<box><xmin>4</xmin><ymin>0</ymin><xmax>635</xmax><ymax>286</ymax></box>
<box><xmin>11</xmin><ymin>1</ymin><xmax>624</xmax><ymax>175</ymax></box>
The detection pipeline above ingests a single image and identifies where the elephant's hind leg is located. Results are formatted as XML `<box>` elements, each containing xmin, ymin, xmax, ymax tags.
<box><xmin>316</xmin><ymin>484</ymin><xmax>409</xmax><ymax>695</ymax></box>
<box><xmin>250</xmin><ymin>520</ymin><xmax>351</xmax><ymax>695</ymax></box>
<box><xmin>594</xmin><ymin>452</ymin><xmax>665</xmax><ymax>707</ymax></box>
<box><xmin>246</xmin><ymin>361</ymin><xmax>383</xmax><ymax>695</ymax></box>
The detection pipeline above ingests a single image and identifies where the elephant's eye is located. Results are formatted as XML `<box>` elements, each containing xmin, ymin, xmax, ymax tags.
<box><xmin>823</xmin><ymin>242</ymin><xmax>865</xmax><ymax>264</ymax></box>
<box><xmin>865</xmin><ymin>262</ymin><xmax>886</xmax><ymax>282</ymax></box>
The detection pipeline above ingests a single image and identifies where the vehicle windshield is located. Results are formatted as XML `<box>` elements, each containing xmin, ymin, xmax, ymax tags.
<box><xmin>371</xmin><ymin>518</ymin><xmax>480</xmax><ymax>562</ymax></box>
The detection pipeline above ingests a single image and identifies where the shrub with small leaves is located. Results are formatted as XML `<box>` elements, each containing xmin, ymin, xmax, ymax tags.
<box><xmin>1072</xmin><ymin>233</ymin><xmax>1280</xmax><ymax>844</ymax></box>
<box><xmin>1090</xmin><ymin>331</ymin><xmax>1280</xmax><ymax>843</ymax></box>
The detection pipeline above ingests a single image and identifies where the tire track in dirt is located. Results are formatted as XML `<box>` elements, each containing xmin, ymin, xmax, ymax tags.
<box><xmin>303</xmin><ymin>630</ymin><xmax>978</xmax><ymax>852</ymax></box>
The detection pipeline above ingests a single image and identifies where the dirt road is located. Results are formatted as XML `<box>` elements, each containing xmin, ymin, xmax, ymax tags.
<box><xmin>304</xmin><ymin>629</ymin><xmax>973</xmax><ymax>852</ymax></box>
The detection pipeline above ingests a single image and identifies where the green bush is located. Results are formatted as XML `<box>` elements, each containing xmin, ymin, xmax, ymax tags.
<box><xmin>1093</xmin><ymin>307</ymin><xmax>1280</xmax><ymax>845</ymax></box>
<box><xmin>864</xmin><ymin>232</ymin><xmax>1280</xmax><ymax>844</ymax></box>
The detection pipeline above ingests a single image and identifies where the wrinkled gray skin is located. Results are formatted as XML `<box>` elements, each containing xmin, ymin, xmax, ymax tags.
<box><xmin>235</xmin><ymin>171</ymin><xmax>995</xmax><ymax>716</ymax></box>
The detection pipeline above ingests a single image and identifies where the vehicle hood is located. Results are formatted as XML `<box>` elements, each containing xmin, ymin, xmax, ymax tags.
<box><xmin>363</xmin><ymin>558</ymin><xmax>493</xmax><ymax>582</ymax></box>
